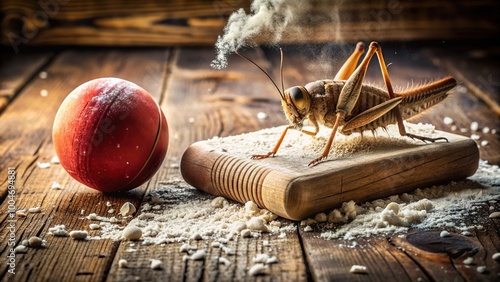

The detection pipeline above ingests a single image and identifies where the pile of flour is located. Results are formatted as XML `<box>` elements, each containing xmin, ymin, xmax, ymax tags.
<box><xmin>315</xmin><ymin>160</ymin><xmax>499</xmax><ymax>240</ymax></box>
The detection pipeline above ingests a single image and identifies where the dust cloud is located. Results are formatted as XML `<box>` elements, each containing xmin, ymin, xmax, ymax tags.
<box><xmin>211</xmin><ymin>0</ymin><xmax>345</xmax><ymax>69</ymax></box>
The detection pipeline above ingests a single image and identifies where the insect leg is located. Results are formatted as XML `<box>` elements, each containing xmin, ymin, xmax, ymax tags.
<box><xmin>334</xmin><ymin>42</ymin><xmax>365</xmax><ymax>80</ymax></box>
<box><xmin>251</xmin><ymin>125</ymin><xmax>294</xmax><ymax>159</ymax></box>
<box><xmin>371</xmin><ymin>42</ymin><xmax>448</xmax><ymax>143</ymax></box>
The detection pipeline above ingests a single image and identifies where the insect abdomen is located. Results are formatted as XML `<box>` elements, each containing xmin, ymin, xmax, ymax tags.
<box><xmin>397</xmin><ymin>77</ymin><xmax>457</xmax><ymax>119</ymax></box>
<box><xmin>345</xmin><ymin>77</ymin><xmax>456</xmax><ymax>133</ymax></box>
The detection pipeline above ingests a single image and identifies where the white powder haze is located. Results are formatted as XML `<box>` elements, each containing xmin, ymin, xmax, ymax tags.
<box><xmin>211</xmin><ymin>0</ymin><xmax>346</xmax><ymax>69</ymax></box>
<box><xmin>212</xmin><ymin>0</ymin><xmax>297</xmax><ymax>69</ymax></box>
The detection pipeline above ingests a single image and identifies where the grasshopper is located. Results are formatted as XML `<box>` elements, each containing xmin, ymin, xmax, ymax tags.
<box><xmin>236</xmin><ymin>41</ymin><xmax>456</xmax><ymax>166</ymax></box>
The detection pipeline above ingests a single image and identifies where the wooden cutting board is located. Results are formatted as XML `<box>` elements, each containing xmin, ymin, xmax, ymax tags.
<box><xmin>180</xmin><ymin>124</ymin><xmax>479</xmax><ymax>221</ymax></box>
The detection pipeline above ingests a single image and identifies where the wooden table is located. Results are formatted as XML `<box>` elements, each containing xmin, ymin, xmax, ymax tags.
<box><xmin>1</xmin><ymin>41</ymin><xmax>499</xmax><ymax>281</ymax></box>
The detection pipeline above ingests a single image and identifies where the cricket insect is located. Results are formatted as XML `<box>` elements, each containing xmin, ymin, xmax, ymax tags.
<box><xmin>236</xmin><ymin>41</ymin><xmax>457</xmax><ymax>166</ymax></box>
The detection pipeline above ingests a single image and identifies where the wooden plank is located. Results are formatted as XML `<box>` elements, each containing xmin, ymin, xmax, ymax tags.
<box><xmin>301</xmin><ymin>235</ymin><xmax>431</xmax><ymax>281</ymax></box>
<box><xmin>1</xmin><ymin>0</ymin><xmax>497</xmax><ymax>47</ymax></box>
<box><xmin>0</xmin><ymin>50</ymin><xmax>54</xmax><ymax>113</ymax></box>
<box><xmin>0</xmin><ymin>48</ymin><xmax>169</xmax><ymax>281</ymax></box>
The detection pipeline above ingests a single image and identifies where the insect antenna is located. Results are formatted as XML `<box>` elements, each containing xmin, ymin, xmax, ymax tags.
<box><xmin>235</xmin><ymin>50</ymin><xmax>285</xmax><ymax>100</ymax></box>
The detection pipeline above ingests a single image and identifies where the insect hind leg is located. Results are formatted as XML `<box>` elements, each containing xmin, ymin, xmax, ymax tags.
<box><xmin>370</xmin><ymin>42</ymin><xmax>448</xmax><ymax>143</ymax></box>
<box><xmin>334</xmin><ymin>42</ymin><xmax>365</xmax><ymax>81</ymax></box>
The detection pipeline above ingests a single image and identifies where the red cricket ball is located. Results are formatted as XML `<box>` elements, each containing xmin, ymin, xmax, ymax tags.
<box><xmin>53</xmin><ymin>77</ymin><xmax>168</xmax><ymax>192</ymax></box>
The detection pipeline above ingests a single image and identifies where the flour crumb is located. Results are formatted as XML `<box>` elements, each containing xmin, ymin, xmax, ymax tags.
<box><xmin>150</xmin><ymin>259</ymin><xmax>163</xmax><ymax>270</ymax></box>
<box><xmin>443</xmin><ymin>117</ymin><xmax>454</xmax><ymax>125</ymax></box>
<box><xmin>211</xmin><ymin>197</ymin><xmax>228</xmax><ymax>208</ymax></box>
<box><xmin>440</xmin><ymin>230</ymin><xmax>450</xmax><ymax>238</ymax></box>
<box><xmin>189</xmin><ymin>249</ymin><xmax>207</xmax><ymax>261</ymax></box>
<box><xmin>28</xmin><ymin>236</ymin><xmax>44</xmax><ymax>248</ymax></box>
<box><xmin>51</xmin><ymin>155</ymin><xmax>60</xmax><ymax>163</ymax></box>
<box><xmin>248</xmin><ymin>263</ymin><xmax>267</xmax><ymax>276</ymax></box>
<box><xmin>37</xmin><ymin>162</ymin><xmax>50</xmax><ymax>168</ymax></box>
<box><xmin>257</xmin><ymin>112</ymin><xmax>269</xmax><ymax>120</ymax></box>
<box><xmin>253</xmin><ymin>253</ymin><xmax>278</xmax><ymax>264</ymax></box>
<box><xmin>492</xmin><ymin>253</ymin><xmax>500</xmax><ymax>260</ymax></box>
<box><xmin>219</xmin><ymin>256</ymin><xmax>231</xmax><ymax>265</ymax></box>
<box><xmin>120</xmin><ymin>202</ymin><xmax>136</xmax><ymax>216</ymax></box>
<box><xmin>349</xmin><ymin>265</ymin><xmax>368</xmax><ymax>274</ymax></box>
<box><xmin>118</xmin><ymin>259</ymin><xmax>128</xmax><ymax>268</ymax></box>
<box><xmin>488</xmin><ymin>211</ymin><xmax>500</xmax><ymax>219</ymax></box>
<box><xmin>476</xmin><ymin>266</ymin><xmax>486</xmax><ymax>273</ymax></box>
<box><xmin>246</xmin><ymin>217</ymin><xmax>269</xmax><ymax>232</ymax></box>
<box><xmin>39</xmin><ymin>71</ymin><xmax>48</xmax><ymax>79</ymax></box>
<box><xmin>69</xmin><ymin>230</ymin><xmax>88</xmax><ymax>240</ymax></box>
<box><xmin>121</xmin><ymin>225</ymin><xmax>142</xmax><ymax>241</ymax></box>
<box><xmin>49</xmin><ymin>225</ymin><xmax>68</xmax><ymax>237</ymax></box>
<box><xmin>463</xmin><ymin>257</ymin><xmax>473</xmax><ymax>265</ymax></box>
<box><xmin>28</xmin><ymin>207</ymin><xmax>41</xmax><ymax>213</ymax></box>
<box><xmin>470</xmin><ymin>122</ymin><xmax>479</xmax><ymax>131</ymax></box>
<box><xmin>304</xmin><ymin>226</ymin><xmax>313</xmax><ymax>232</ymax></box>
<box><xmin>14</xmin><ymin>245</ymin><xmax>28</xmax><ymax>254</ymax></box>
<box><xmin>51</xmin><ymin>181</ymin><xmax>62</xmax><ymax>189</ymax></box>
<box><xmin>16</xmin><ymin>209</ymin><xmax>27</xmax><ymax>217</ymax></box>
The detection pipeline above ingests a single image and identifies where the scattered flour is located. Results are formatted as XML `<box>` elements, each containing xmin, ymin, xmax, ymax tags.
<box><xmin>205</xmin><ymin>122</ymin><xmax>439</xmax><ymax>162</ymax></box>
<box><xmin>349</xmin><ymin>265</ymin><xmax>368</xmax><ymax>274</ymax></box>
<box><xmin>87</xmin><ymin>163</ymin><xmax>497</xmax><ymax>246</ymax></box>
<box><xmin>76</xmin><ymin>122</ymin><xmax>498</xmax><ymax>244</ymax></box>
<box><xmin>93</xmin><ymin>179</ymin><xmax>296</xmax><ymax>244</ymax></box>
<box><xmin>317</xmin><ymin>160</ymin><xmax>499</xmax><ymax>240</ymax></box>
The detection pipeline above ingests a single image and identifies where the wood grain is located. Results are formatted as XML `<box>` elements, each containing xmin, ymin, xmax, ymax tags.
<box><xmin>1</xmin><ymin>0</ymin><xmax>498</xmax><ymax>48</ymax></box>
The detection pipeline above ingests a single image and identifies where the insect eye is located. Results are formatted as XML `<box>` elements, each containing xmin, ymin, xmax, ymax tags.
<box><xmin>289</xmin><ymin>87</ymin><xmax>308</xmax><ymax>110</ymax></box>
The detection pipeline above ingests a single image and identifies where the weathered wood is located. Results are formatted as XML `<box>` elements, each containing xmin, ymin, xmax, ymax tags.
<box><xmin>0</xmin><ymin>48</ymin><xmax>168</xmax><ymax>281</ymax></box>
<box><xmin>0</xmin><ymin>50</ymin><xmax>53</xmax><ymax>112</ymax></box>
<box><xmin>1</xmin><ymin>0</ymin><xmax>498</xmax><ymax>49</ymax></box>
<box><xmin>301</xmin><ymin>235</ymin><xmax>432</xmax><ymax>281</ymax></box>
